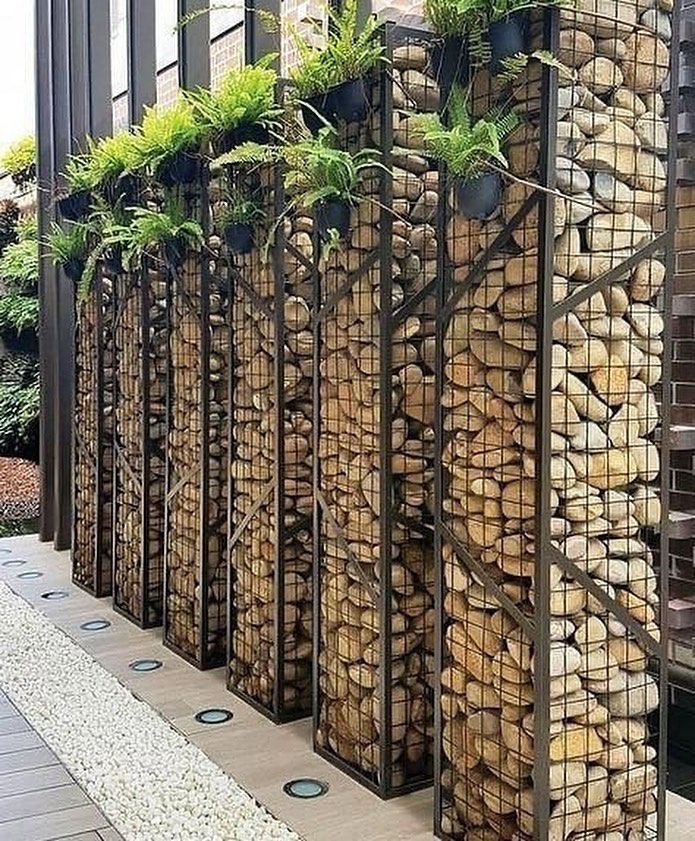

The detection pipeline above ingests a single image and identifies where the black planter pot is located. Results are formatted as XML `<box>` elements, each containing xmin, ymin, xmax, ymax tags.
<box><xmin>301</xmin><ymin>95</ymin><xmax>331</xmax><ymax>134</ymax></box>
<box><xmin>327</xmin><ymin>77</ymin><xmax>370</xmax><ymax>124</ymax></box>
<box><xmin>102</xmin><ymin>172</ymin><xmax>140</xmax><ymax>205</ymax></box>
<box><xmin>315</xmin><ymin>199</ymin><xmax>351</xmax><ymax>240</ymax></box>
<box><xmin>155</xmin><ymin>150</ymin><xmax>200</xmax><ymax>188</ymax></box>
<box><xmin>223</xmin><ymin>222</ymin><xmax>254</xmax><ymax>255</ymax></box>
<box><xmin>489</xmin><ymin>12</ymin><xmax>528</xmax><ymax>75</ymax></box>
<box><xmin>63</xmin><ymin>258</ymin><xmax>85</xmax><ymax>283</ymax></box>
<box><xmin>163</xmin><ymin>238</ymin><xmax>188</xmax><ymax>269</ymax></box>
<box><xmin>455</xmin><ymin>171</ymin><xmax>503</xmax><ymax>220</ymax></box>
<box><xmin>213</xmin><ymin>124</ymin><xmax>270</xmax><ymax>156</ymax></box>
<box><xmin>104</xmin><ymin>247</ymin><xmax>122</xmax><ymax>275</ymax></box>
<box><xmin>429</xmin><ymin>36</ymin><xmax>468</xmax><ymax>92</ymax></box>
<box><xmin>57</xmin><ymin>189</ymin><xmax>92</xmax><ymax>221</ymax></box>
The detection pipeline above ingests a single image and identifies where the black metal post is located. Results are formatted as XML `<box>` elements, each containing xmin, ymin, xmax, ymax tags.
<box><xmin>126</xmin><ymin>0</ymin><xmax>156</xmax><ymax>125</ymax></box>
<box><xmin>87</xmin><ymin>0</ymin><xmax>113</xmax><ymax>139</ymax></box>
<box><xmin>244</xmin><ymin>0</ymin><xmax>281</xmax><ymax>66</ymax></box>
<box><xmin>177</xmin><ymin>0</ymin><xmax>210</xmax><ymax>90</ymax></box>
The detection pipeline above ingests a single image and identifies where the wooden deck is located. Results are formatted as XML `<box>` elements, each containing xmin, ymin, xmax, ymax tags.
<box><xmin>0</xmin><ymin>690</ymin><xmax>122</xmax><ymax>841</ymax></box>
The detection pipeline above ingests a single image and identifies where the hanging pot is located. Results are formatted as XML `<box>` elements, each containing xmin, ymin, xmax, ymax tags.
<box><xmin>428</xmin><ymin>36</ymin><xmax>468</xmax><ymax>93</ymax></box>
<box><xmin>301</xmin><ymin>94</ymin><xmax>331</xmax><ymax>134</ymax></box>
<box><xmin>155</xmin><ymin>150</ymin><xmax>200</xmax><ymax>188</ymax></box>
<box><xmin>327</xmin><ymin>77</ymin><xmax>370</xmax><ymax>124</ymax></box>
<box><xmin>57</xmin><ymin>189</ymin><xmax>92</xmax><ymax>221</ymax></box>
<box><xmin>223</xmin><ymin>222</ymin><xmax>254</xmax><ymax>255</ymax></box>
<box><xmin>455</xmin><ymin>171</ymin><xmax>503</xmax><ymax>220</ymax></box>
<box><xmin>489</xmin><ymin>12</ymin><xmax>528</xmax><ymax>75</ymax></box>
<box><xmin>213</xmin><ymin>123</ymin><xmax>270</xmax><ymax>156</ymax></box>
<box><xmin>104</xmin><ymin>246</ymin><xmax>122</xmax><ymax>275</ymax></box>
<box><xmin>63</xmin><ymin>257</ymin><xmax>85</xmax><ymax>283</ymax></box>
<box><xmin>315</xmin><ymin>199</ymin><xmax>351</xmax><ymax>240</ymax></box>
<box><xmin>163</xmin><ymin>237</ymin><xmax>188</xmax><ymax>269</ymax></box>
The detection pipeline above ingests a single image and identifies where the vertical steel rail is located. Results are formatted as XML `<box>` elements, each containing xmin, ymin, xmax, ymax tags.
<box><xmin>377</xmin><ymin>21</ymin><xmax>395</xmax><ymax>798</ymax></box>
<box><xmin>245</xmin><ymin>0</ymin><xmax>281</xmax><ymax>69</ymax></box>
<box><xmin>126</xmin><ymin>0</ymin><xmax>156</xmax><ymax>125</ymax></box>
<box><xmin>36</xmin><ymin>0</ymin><xmax>57</xmax><ymax>542</ymax></box>
<box><xmin>52</xmin><ymin>0</ymin><xmax>75</xmax><ymax>551</ymax></box>
<box><xmin>532</xmin><ymin>10</ymin><xmax>559</xmax><ymax>840</ymax></box>
<box><xmin>659</xmin><ymin>0</ymin><xmax>682</xmax><ymax>834</ymax></box>
<box><xmin>87</xmin><ymin>0</ymin><xmax>113</xmax><ymax>140</ymax></box>
<box><xmin>140</xmin><ymin>264</ymin><xmax>153</xmax><ymax>628</ymax></box>
<box><xmin>68</xmin><ymin>0</ymin><xmax>89</xmax><ymax>147</ymax></box>
<box><xmin>177</xmin><ymin>0</ymin><xmax>210</xmax><ymax>90</ymax></box>
<box><xmin>199</xmin><ymin>171</ymin><xmax>212</xmax><ymax>668</ymax></box>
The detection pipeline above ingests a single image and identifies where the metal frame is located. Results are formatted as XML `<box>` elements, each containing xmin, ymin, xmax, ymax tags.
<box><xmin>226</xmin><ymin>158</ymin><xmax>314</xmax><ymax>723</ymax></box>
<box><xmin>433</xmin><ymin>7</ymin><xmax>675</xmax><ymax>839</ymax></box>
<box><xmin>163</xmin><ymin>175</ymin><xmax>228</xmax><ymax>671</ymax></box>
<box><xmin>126</xmin><ymin>0</ymin><xmax>156</xmax><ymax>125</ymax></box>
<box><xmin>312</xmin><ymin>23</ymin><xmax>437</xmax><ymax>798</ymax></box>
<box><xmin>178</xmin><ymin>0</ymin><xmax>211</xmax><ymax>89</ymax></box>
<box><xmin>112</xmin><ymin>265</ymin><xmax>166</xmax><ymax>629</ymax></box>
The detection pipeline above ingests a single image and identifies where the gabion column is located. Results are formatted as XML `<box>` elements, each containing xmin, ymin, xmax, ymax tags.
<box><xmin>313</xmin><ymin>27</ymin><xmax>437</xmax><ymax>797</ymax></box>
<box><xmin>226</xmin><ymin>164</ymin><xmax>314</xmax><ymax>722</ymax></box>
<box><xmin>164</xmin><ymin>179</ymin><xmax>228</xmax><ymax>670</ymax></box>
<box><xmin>112</xmin><ymin>265</ymin><xmax>167</xmax><ymax>628</ymax></box>
<box><xmin>72</xmin><ymin>267</ymin><xmax>113</xmax><ymax>596</ymax></box>
<box><xmin>435</xmin><ymin>4</ymin><xmax>675</xmax><ymax>839</ymax></box>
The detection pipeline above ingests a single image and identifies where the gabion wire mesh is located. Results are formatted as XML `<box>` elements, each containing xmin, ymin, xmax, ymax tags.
<box><xmin>313</xmin><ymin>28</ymin><xmax>437</xmax><ymax>797</ymax></box>
<box><xmin>112</xmin><ymin>264</ymin><xmax>167</xmax><ymax>628</ymax></box>
<box><xmin>163</xmin><ymin>179</ymin><xmax>228</xmax><ymax>670</ymax></box>
<box><xmin>435</xmin><ymin>4</ymin><xmax>674</xmax><ymax>839</ymax></box>
<box><xmin>225</xmin><ymin>163</ymin><xmax>314</xmax><ymax>722</ymax></box>
<box><xmin>72</xmin><ymin>266</ymin><xmax>113</xmax><ymax>596</ymax></box>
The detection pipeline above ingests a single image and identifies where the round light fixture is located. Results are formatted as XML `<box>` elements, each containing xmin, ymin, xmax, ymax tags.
<box><xmin>80</xmin><ymin>619</ymin><xmax>111</xmax><ymax>631</ymax></box>
<box><xmin>18</xmin><ymin>571</ymin><xmax>43</xmax><ymax>580</ymax></box>
<box><xmin>2</xmin><ymin>558</ymin><xmax>26</xmax><ymax>567</ymax></box>
<box><xmin>283</xmin><ymin>778</ymin><xmax>329</xmax><ymax>799</ymax></box>
<box><xmin>0</xmin><ymin>548</ymin><xmax>11</xmax><ymax>554</ymax></box>
<box><xmin>40</xmin><ymin>590</ymin><xmax>68</xmax><ymax>599</ymax></box>
<box><xmin>194</xmin><ymin>708</ymin><xmax>233</xmax><ymax>725</ymax></box>
<box><xmin>129</xmin><ymin>658</ymin><xmax>163</xmax><ymax>673</ymax></box>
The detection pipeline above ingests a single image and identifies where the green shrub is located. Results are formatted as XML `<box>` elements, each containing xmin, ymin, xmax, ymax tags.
<box><xmin>0</xmin><ymin>239</ymin><xmax>39</xmax><ymax>293</ymax></box>
<box><xmin>0</xmin><ymin>381</ymin><xmax>40</xmax><ymax>455</ymax></box>
<box><xmin>0</xmin><ymin>200</ymin><xmax>19</xmax><ymax>256</ymax></box>
<box><xmin>63</xmin><ymin>153</ymin><xmax>97</xmax><ymax>193</ymax></box>
<box><xmin>1</xmin><ymin>136</ymin><xmax>36</xmax><ymax>188</ymax></box>
<box><xmin>87</xmin><ymin>132</ymin><xmax>140</xmax><ymax>187</ymax></box>
<box><xmin>45</xmin><ymin>222</ymin><xmax>88</xmax><ymax>267</ymax></box>
<box><xmin>16</xmin><ymin>215</ymin><xmax>38</xmax><ymax>242</ymax></box>
<box><xmin>0</xmin><ymin>295</ymin><xmax>39</xmax><ymax>336</ymax></box>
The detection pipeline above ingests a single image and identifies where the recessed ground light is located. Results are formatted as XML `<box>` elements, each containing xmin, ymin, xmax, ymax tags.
<box><xmin>194</xmin><ymin>708</ymin><xmax>233</xmax><ymax>725</ymax></box>
<box><xmin>283</xmin><ymin>778</ymin><xmax>329</xmax><ymax>799</ymax></box>
<box><xmin>80</xmin><ymin>619</ymin><xmax>111</xmax><ymax>631</ymax></box>
<box><xmin>17</xmin><ymin>571</ymin><xmax>43</xmax><ymax>580</ymax></box>
<box><xmin>41</xmin><ymin>589</ymin><xmax>68</xmax><ymax>599</ymax></box>
<box><xmin>129</xmin><ymin>658</ymin><xmax>163</xmax><ymax>672</ymax></box>
<box><xmin>2</xmin><ymin>558</ymin><xmax>25</xmax><ymax>567</ymax></box>
<box><xmin>0</xmin><ymin>548</ymin><xmax>11</xmax><ymax>554</ymax></box>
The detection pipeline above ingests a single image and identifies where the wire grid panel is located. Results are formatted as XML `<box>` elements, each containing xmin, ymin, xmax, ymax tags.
<box><xmin>436</xmin><ymin>4</ymin><xmax>674</xmax><ymax>839</ymax></box>
<box><xmin>72</xmin><ymin>268</ymin><xmax>113</xmax><ymax>596</ymax></box>
<box><xmin>164</xmin><ymin>182</ymin><xmax>228</xmax><ymax>670</ymax></box>
<box><xmin>314</xmin><ymin>30</ymin><xmax>437</xmax><ymax>797</ymax></box>
<box><xmin>112</xmin><ymin>266</ymin><xmax>167</xmax><ymax>628</ymax></box>
<box><xmin>226</xmin><ymin>164</ymin><xmax>314</xmax><ymax>722</ymax></box>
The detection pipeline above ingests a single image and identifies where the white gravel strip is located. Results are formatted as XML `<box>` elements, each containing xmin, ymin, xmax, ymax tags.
<box><xmin>0</xmin><ymin>582</ymin><xmax>300</xmax><ymax>841</ymax></box>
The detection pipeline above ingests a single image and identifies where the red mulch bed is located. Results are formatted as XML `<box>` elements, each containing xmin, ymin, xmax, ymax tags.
<box><xmin>0</xmin><ymin>457</ymin><xmax>40</xmax><ymax>519</ymax></box>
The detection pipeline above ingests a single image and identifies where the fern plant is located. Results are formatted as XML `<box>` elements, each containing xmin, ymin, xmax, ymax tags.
<box><xmin>0</xmin><ymin>239</ymin><xmax>39</xmax><ymax>293</ymax></box>
<box><xmin>413</xmin><ymin>86</ymin><xmax>520</xmax><ymax>181</ymax></box>
<box><xmin>87</xmin><ymin>132</ymin><xmax>141</xmax><ymax>192</ymax></box>
<box><xmin>117</xmin><ymin>203</ymin><xmax>204</xmax><ymax>269</ymax></box>
<box><xmin>289</xmin><ymin>0</ymin><xmax>385</xmax><ymax>99</ymax></box>
<box><xmin>1</xmin><ymin>136</ymin><xmax>36</xmax><ymax>188</ymax></box>
<box><xmin>186</xmin><ymin>56</ymin><xmax>282</xmax><ymax>152</ymax></box>
<box><xmin>130</xmin><ymin>100</ymin><xmax>203</xmax><ymax>183</ymax></box>
<box><xmin>0</xmin><ymin>200</ymin><xmax>19</xmax><ymax>256</ymax></box>
<box><xmin>0</xmin><ymin>381</ymin><xmax>40</xmax><ymax>455</ymax></box>
<box><xmin>424</xmin><ymin>0</ymin><xmax>485</xmax><ymax>36</ymax></box>
<box><xmin>218</xmin><ymin>190</ymin><xmax>265</xmax><ymax>227</ymax></box>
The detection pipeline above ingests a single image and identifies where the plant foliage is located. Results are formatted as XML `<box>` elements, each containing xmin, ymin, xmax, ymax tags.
<box><xmin>289</xmin><ymin>0</ymin><xmax>385</xmax><ymax>98</ymax></box>
<box><xmin>130</xmin><ymin>100</ymin><xmax>203</xmax><ymax>173</ymax></box>
<box><xmin>0</xmin><ymin>294</ymin><xmax>39</xmax><ymax>336</ymax></box>
<box><xmin>412</xmin><ymin>86</ymin><xmax>521</xmax><ymax>180</ymax></box>
<box><xmin>218</xmin><ymin>189</ymin><xmax>265</xmax><ymax>227</ymax></box>
<box><xmin>0</xmin><ymin>239</ymin><xmax>39</xmax><ymax>293</ymax></box>
<box><xmin>283</xmin><ymin>125</ymin><xmax>382</xmax><ymax>208</ymax></box>
<box><xmin>185</xmin><ymin>56</ymin><xmax>282</xmax><ymax>143</ymax></box>
<box><xmin>116</xmin><ymin>203</ymin><xmax>204</xmax><ymax>268</ymax></box>
<box><xmin>0</xmin><ymin>199</ymin><xmax>19</xmax><ymax>255</ymax></box>
<box><xmin>87</xmin><ymin>132</ymin><xmax>141</xmax><ymax>187</ymax></box>
<box><xmin>45</xmin><ymin>222</ymin><xmax>88</xmax><ymax>268</ymax></box>
<box><xmin>16</xmin><ymin>215</ymin><xmax>38</xmax><ymax>243</ymax></box>
<box><xmin>63</xmin><ymin>153</ymin><xmax>96</xmax><ymax>193</ymax></box>
<box><xmin>424</xmin><ymin>0</ymin><xmax>483</xmax><ymax>36</ymax></box>
<box><xmin>0</xmin><ymin>381</ymin><xmax>40</xmax><ymax>455</ymax></box>
<box><xmin>1</xmin><ymin>136</ymin><xmax>36</xmax><ymax>187</ymax></box>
